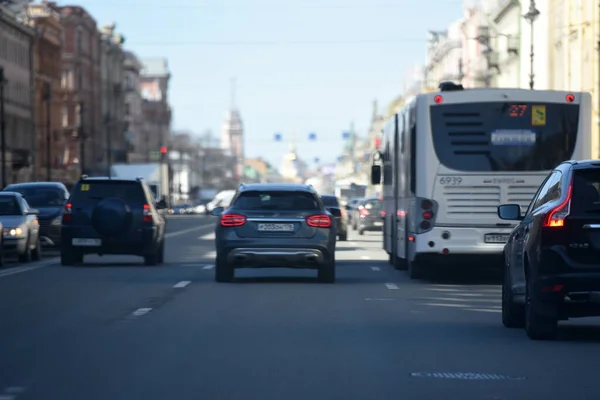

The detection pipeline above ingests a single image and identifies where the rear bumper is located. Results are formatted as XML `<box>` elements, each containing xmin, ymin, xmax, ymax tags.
<box><xmin>61</xmin><ymin>226</ymin><xmax>159</xmax><ymax>255</ymax></box>
<box><xmin>226</xmin><ymin>247</ymin><xmax>329</xmax><ymax>268</ymax></box>
<box><xmin>359</xmin><ymin>217</ymin><xmax>384</xmax><ymax>230</ymax></box>
<box><xmin>533</xmin><ymin>273</ymin><xmax>600</xmax><ymax>319</ymax></box>
<box><xmin>415</xmin><ymin>226</ymin><xmax>510</xmax><ymax>256</ymax></box>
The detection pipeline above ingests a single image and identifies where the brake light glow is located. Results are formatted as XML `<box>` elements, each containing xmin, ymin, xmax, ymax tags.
<box><xmin>422</xmin><ymin>210</ymin><xmax>433</xmax><ymax>220</ymax></box>
<box><xmin>220</xmin><ymin>213</ymin><xmax>246</xmax><ymax>227</ymax></box>
<box><xmin>543</xmin><ymin>181</ymin><xmax>572</xmax><ymax>228</ymax></box>
<box><xmin>62</xmin><ymin>202</ymin><xmax>72</xmax><ymax>223</ymax></box>
<box><xmin>359</xmin><ymin>208</ymin><xmax>369</xmax><ymax>217</ymax></box>
<box><xmin>381</xmin><ymin>211</ymin><xmax>386</xmax><ymax>217</ymax></box>
<box><xmin>143</xmin><ymin>204</ymin><xmax>153</xmax><ymax>223</ymax></box>
<box><xmin>306</xmin><ymin>214</ymin><xmax>331</xmax><ymax>228</ymax></box>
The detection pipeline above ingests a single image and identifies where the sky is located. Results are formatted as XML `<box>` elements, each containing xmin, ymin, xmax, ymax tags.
<box><xmin>64</xmin><ymin>0</ymin><xmax>464</xmax><ymax>168</ymax></box>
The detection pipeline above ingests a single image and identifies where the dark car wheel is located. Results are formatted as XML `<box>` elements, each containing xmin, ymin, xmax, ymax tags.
<box><xmin>318</xmin><ymin>256</ymin><xmax>336</xmax><ymax>283</ymax></box>
<box><xmin>525</xmin><ymin>278</ymin><xmax>558</xmax><ymax>340</ymax></box>
<box><xmin>61</xmin><ymin>249</ymin><xmax>83</xmax><ymax>266</ymax></box>
<box><xmin>215</xmin><ymin>254</ymin><xmax>234</xmax><ymax>282</ymax></box>
<box><xmin>18</xmin><ymin>236</ymin><xmax>32</xmax><ymax>263</ymax></box>
<box><xmin>502</xmin><ymin>267</ymin><xmax>525</xmax><ymax>328</ymax></box>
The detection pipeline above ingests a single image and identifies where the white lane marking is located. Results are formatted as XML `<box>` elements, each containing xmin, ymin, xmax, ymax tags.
<box><xmin>361</xmin><ymin>255</ymin><xmax>370</xmax><ymax>260</ymax></box>
<box><xmin>424</xmin><ymin>297</ymin><xmax>501</xmax><ymax>303</ymax></box>
<box><xmin>198</xmin><ymin>232</ymin><xmax>214</xmax><ymax>240</ymax></box>
<box><xmin>173</xmin><ymin>280</ymin><xmax>191</xmax><ymax>288</ymax></box>
<box><xmin>0</xmin><ymin>259</ymin><xmax>59</xmax><ymax>278</ymax></box>
<box><xmin>385</xmin><ymin>283</ymin><xmax>399</xmax><ymax>290</ymax></box>
<box><xmin>0</xmin><ymin>395</ymin><xmax>15</xmax><ymax>400</ymax></box>
<box><xmin>165</xmin><ymin>224</ymin><xmax>214</xmax><ymax>239</ymax></box>
<box><xmin>466</xmin><ymin>308</ymin><xmax>502</xmax><ymax>313</ymax></box>
<box><xmin>3</xmin><ymin>388</ymin><xmax>25</xmax><ymax>395</ymax></box>
<box><xmin>418</xmin><ymin>302</ymin><xmax>470</xmax><ymax>308</ymax></box>
<box><xmin>131</xmin><ymin>308</ymin><xmax>152</xmax><ymax>317</ymax></box>
<box><xmin>202</xmin><ymin>264</ymin><xmax>214</xmax><ymax>269</ymax></box>
<box><xmin>348</xmin><ymin>242</ymin><xmax>357</xmax><ymax>246</ymax></box>
<box><xmin>371</xmin><ymin>266</ymin><xmax>380</xmax><ymax>271</ymax></box>
<box><xmin>204</xmin><ymin>251</ymin><xmax>217</xmax><ymax>258</ymax></box>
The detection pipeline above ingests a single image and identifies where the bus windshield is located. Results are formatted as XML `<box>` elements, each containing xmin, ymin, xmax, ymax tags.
<box><xmin>430</xmin><ymin>101</ymin><xmax>580</xmax><ymax>172</ymax></box>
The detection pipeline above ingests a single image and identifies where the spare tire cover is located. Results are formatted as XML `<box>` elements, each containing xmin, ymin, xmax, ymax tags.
<box><xmin>91</xmin><ymin>198</ymin><xmax>132</xmax><ymax>237</ymax></box>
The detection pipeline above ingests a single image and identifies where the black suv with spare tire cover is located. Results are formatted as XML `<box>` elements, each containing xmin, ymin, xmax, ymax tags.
<box><xmin>60</xmin><ymin>176</ymin><xmax>167</xmax><ymax>266</ymax></box>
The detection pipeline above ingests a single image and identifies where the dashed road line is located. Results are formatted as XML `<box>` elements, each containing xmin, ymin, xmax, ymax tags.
<box><xmin>173</xmin><ymin>280</ymin><xmax>191</xmax><ymax>288</ymax></box>
<box><xmin>131</xmin><ymin>308</ymin><xmax>152</xmax><ymax>317</ymax></box>
<box><xmin>0</xmin><ymin>259</ymin><xmax>58</xmax><ymax>279</ymax></box>
<box><xmin>385</xmin><ymin>283</ymin><xmax>399</xmax><ymax>290</ymax></box>
<box><xmin>371</xmin><ymin>266</ymin><xmax>381</xmax><ymax>271</ymax></box>
<box><xmin>361</xmin><ymin>255</ymin><xmax>371</xmax><ymax>259</ymax></box>
<box><xmin>202</xmin><ymin>264</ymin><xmax>214</xmax><ymax>269</ymax></box>
<box><xmin>198</xmin><ymin>232</ymin><xmax>214</xmax><ymax>240</ymax></box>
<box><xmin>165</xmin><ymin>224</ymin><xmax>214</xmax><ymax>239</ymax></box>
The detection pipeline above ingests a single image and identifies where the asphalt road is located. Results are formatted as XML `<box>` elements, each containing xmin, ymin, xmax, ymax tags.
<box><xmin>0</xmin><ymin>215</ymin><xmax>599</xmax><ymax>400</ymax></box>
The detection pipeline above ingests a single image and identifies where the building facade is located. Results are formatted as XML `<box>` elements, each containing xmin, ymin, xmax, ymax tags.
<box><xmin>460</xmin><ymin>5</ymin><xmax>489</xmax><ymax>88</ymax></box>
<box><xmin>549</xmin><ymin>0</ymin><xmax>600</xmax><ymax>157</ymax></box>
<box><xmin>140</xmin><ymin>58</ymin><xmax>171</xmax><ymax>162</ymax></box>
<box><xmin>99</xmin><ymin>23</ymin><xmax>126</xmax><ymax>174</ymax></box>
<box><xmin>27</xmin><ymin>3</ymin><xmax>64</xmax><ymax>181</ymax></box>
<box><xmin>485</xmin><ymin>0</ymin><xmax>522</xmax><ymax>88</ymax></box>
<box><xmin>53</xmin><ymin>4</ymin><xmax>102</xmax><ymax>179</ymax></box>
<box><xmin>424</xmin><ymin>21</ymin><xmax>463</xmax><ymax>88</ymax></box>
<box><xmin>123</xmin><ymin>51</ymin><xmax>143</xmax><ymax>163</ymax></box>
<box><xmin>0</xmin><ymin>7</ymin><xmax>35</xmax><ymax>184</ymax></box>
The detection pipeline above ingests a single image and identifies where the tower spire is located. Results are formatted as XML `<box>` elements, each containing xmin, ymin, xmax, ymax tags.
<box><xmin>230</xmin><ymin>77</ymin><xmax>236</xmax><ymax>109</ymax></box>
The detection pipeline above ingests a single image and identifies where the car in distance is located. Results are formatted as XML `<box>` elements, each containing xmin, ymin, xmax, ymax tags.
<box><xmin>4</xmin><ymin>182</ymin><xmax>69</xmax><ymax>248</ymax></box>
<box><xmin>320</xmin><ymin>194</ymin><xmax>348</xmax><ymax>241</ymax></box>
<box><xmin>211</xmin><ymin>183</ymin><xmax>337</xmax><ymax>283</ymax></box>
<box><xmin>499</xmin><ymin>159</ymin><xmax>600</xmax><ymax>340</ymax></box>
<box><xmin>356</xmin><ymin>197</ymin><xmax>384</xmax><ymax>235</ymax></box>
<box><xmin>0</xmin><ymin>192</ymin><xmax>42</xmax><ymax>262</ymax></box>
<box><xmin>60</xmin><ymin>176</ymin><xmax>168</xmax><ymax>266</ymax></box>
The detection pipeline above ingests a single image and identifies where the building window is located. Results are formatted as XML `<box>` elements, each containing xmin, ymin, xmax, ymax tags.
<box><xmin>125</xmin><ymin>102</ymin><xmax>131</xmax><ymax>116</ymax></box>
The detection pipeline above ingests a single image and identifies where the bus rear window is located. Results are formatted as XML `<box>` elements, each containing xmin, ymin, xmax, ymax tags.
<box><xmin>430</xmin><ymin>102</ymin><xmax>579</xmax><ymax>172</ymax></box>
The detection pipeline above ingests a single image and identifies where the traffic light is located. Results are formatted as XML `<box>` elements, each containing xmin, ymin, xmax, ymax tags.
<box><xmin>160</xmin><ymin>146</ymin><xmax>167</xmax><ymax>154</ymax></box>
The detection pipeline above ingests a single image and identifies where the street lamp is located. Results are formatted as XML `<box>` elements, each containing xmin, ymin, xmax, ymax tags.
<box><xmin>524</xmin><ymin>0</ymin><xmax>540</xmax><ymax>90</ymax></box>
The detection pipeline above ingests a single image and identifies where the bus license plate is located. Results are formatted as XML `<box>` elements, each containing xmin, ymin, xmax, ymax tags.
<box><xmin>258</xmin><ymin>223</ymin><xmax>294</xmax><ymax>232</ymax></box>
<box><xmin>484</xmin><ymin>234</ymin><xmax>509</xmax><ymax>244</ymax></box>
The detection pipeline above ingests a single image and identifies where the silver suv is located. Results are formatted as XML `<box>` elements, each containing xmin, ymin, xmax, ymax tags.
<box><xmin>210</xmin><ymin>183</ymin><xmax>337</xmax><ymax>283</ymax></box>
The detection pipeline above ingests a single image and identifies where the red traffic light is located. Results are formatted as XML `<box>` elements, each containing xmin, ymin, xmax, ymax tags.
<box><xmin>375</xmin><ymin>137</ymin><xmax>381</xmax><ymax>149</ymax></box>
<box><xmin>160</xmin><ymin>146</ymin><xmax>168</xmax><ymax>154</ymax></box>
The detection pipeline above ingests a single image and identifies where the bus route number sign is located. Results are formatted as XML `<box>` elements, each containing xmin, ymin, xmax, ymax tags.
<box><xmin>439</xmin><ymin>176</ymin><xmax>463</xmax><ymax>186</ymax></box>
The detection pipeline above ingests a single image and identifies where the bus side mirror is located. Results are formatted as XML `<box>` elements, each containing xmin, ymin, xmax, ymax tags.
<box><xmin>371</xmin><ymin>165</ymin><xmax>381</xmax><ymax>185</ymax></box>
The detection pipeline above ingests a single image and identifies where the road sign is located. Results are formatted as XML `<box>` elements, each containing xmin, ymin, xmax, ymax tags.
<box><xmin>274</xmin><ymin>133</ymin><xmax>282</xmax><ymax>142</ymax></box>
<box><xmin>342</xmin><ymin>131</ymin><xmax>350</xmax><ymax>140</ymax></box>
<box><xmin>337</xmin><ymin>155</ymin><xmax>344</xmax><ymax>162</ymax></box>
<box><xmin>308</xmin><ymin>132</ymin><xmax>317</xmax><ymax>141</ymax></box>
<box><xmin>314</xmin><ymin>157</ymin><xmax>320</xmax><ymax>163</ymax></box>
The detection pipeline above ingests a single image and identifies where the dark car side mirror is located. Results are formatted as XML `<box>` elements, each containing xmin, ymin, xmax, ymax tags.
<box><xmin>498</xmin><ymin>204</ymin><xmax>523</xmax><ymax>221</ymax></box>
<box><xmin>371</xmin><ymin>165</ymin><xmax>381</xmax><ymax>185</ymax></box>
<box><xmin>210</xmin><ymin>207</ymin><xmax>224</xmax><ymax>216</ymax></box>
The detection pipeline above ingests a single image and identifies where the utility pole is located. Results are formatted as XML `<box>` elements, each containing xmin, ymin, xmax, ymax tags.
<box><xmin>0</xmin><ymin>67</ymin><xmax>6</xmax><ymax>188</ymax></box>
<box><xmin>43</xmin><ymin>81</ymin><xmax>52</xmax><ymax>181</ymax></box>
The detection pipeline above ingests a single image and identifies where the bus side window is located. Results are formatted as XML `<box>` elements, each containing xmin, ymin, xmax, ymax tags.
<box><xmin>383</xmin><ymin>141</ymin><xmax>392</xmax><ymax>184</ymax></box>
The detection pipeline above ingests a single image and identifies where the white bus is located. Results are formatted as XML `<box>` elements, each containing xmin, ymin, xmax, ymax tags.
<box><xmin>370</xmin><ymin>82</ymin><xmax>593</xmax><ymax>279</ymax></box>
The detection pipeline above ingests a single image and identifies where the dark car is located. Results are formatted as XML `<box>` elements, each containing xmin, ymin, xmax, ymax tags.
<box><xmin>211</xmin><ymin>183</ymin><xmax>337</xmax><ymax>283</ymax></box>
<box><xmin>345</xmin><ymin>197</ymin><xmax>364</xmax><ymax>230</ymax></box>
<box><xmin>4</xmin><ymin>182</ymin><xmax>69</xmax><ymax>248</ymax></box>
<box><xmin>320</xmin><ymin>194</ymin><xmax>348</xmax><ymax>241</ymax></box>
<box><xmin>356</xmin><ymin>197</ymin><xmax>384</xmax><ymax>235</ymax></box>
<box><xmin>60</xmin><ymin>176</ymin><xmax>168</xmax><ymax>266</ymax></box>
<box><xmin>498</xmin><ymin>159</ymin><xmax>600</xmax><ymax>340</ymax></box>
